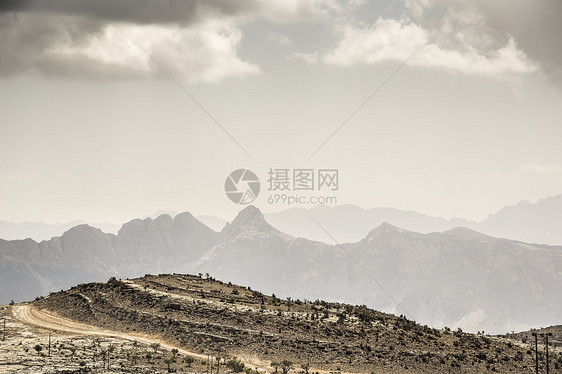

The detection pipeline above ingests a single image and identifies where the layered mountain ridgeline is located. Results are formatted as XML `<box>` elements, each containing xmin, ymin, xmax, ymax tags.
<box><xmin>4</xmin><ymin>194</ymin><xmax>562</xmax><ymax>245</ymax></box>
<box><xmin>265</xmin><ymin>194</ymin><xmax>562</xmax><ymax>245</ymax></box>
<box><xmin>0</xmin><ymin>219</ymin><xmax>121</xmax><ymax>241</ymax></box>
<box><xmin>35</xmin><ymin>274</ymin><xmax>562</xmax><ymax>374</ymax></box>
<box><xmin>2</xmin><ymin>206</ymin><xmax>562</xmax><ymax>334</ymax></box>
<box><xmin>0</xmin><ymin>212</ymin><xmax>219</xmax><ymax>304</ymax></box>
<box><xmin>193</xmin><ymin>210</ymin><xmax>562</xmax><ymax>334</ymax></box>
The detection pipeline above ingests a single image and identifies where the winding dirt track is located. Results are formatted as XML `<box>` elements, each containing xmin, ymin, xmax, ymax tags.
<box><xmin>12</xmin><ymin>304</ymin><xmax>270</xmax><ymax>371</ymax></box>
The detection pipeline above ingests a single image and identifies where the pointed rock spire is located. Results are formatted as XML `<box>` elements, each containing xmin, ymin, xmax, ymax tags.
<box><xmin>221</xmin><ymin>205</ymin><xmax>278</xmax><ymax>236</ymax></box>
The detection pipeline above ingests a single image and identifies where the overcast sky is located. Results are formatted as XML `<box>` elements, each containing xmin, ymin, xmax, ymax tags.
<box><xmin>1</xmin><ymin>0</ymin><xmax>562</xmax><ymax>224</ymax></box>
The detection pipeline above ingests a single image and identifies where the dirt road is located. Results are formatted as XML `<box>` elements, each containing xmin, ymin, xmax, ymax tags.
<box><xmin>12</xmin><ymin>304</ymin><xmax>270</xmax><ymax>371</ymax></box>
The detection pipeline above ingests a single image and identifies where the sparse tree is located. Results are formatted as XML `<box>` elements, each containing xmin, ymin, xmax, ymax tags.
<box><xmin>184</xmin><ymin>356</ymin><xmax>194</xmax><ymax>367</ymax></box>
<box><xmin>107</xmin><ymin>344</ymin><xmax>116</xmax><ymax>369</ymax></box>
<box><xmin>271</xmin><ymin>362</ymin><xmax>280</xmax><ymax>373</ymax></box>
<box><xmin>100</xmin><ymin>349</ymin><xmax>107</xmax><ymax>368</ymax></box>
<box><xmin>280</xmin><ymin>360</ymin><xmax>293</xmax><ymax>374</ymax></box>
<box><xmin>301</xmin><ymin>362</ymin><xmax>310</xmax><ymax>374</ymax></box>
<box><xmin>226</xmin><ymin>358</ymin><xmax>245</xmax><ymax>372</ymax></box>
<box><xmin>171</xmin><ymin>348</ymin><xmax>179</xmax><ymax>359</ymax></box>
<box><xmin>150</xmin><ymin>342</ymin><xmax>160</xmax><ymax>354</ymax></box>
<box><xmin>216</xmin><ymin>355</ymin><xmax>224</xmax><ymax>374</ymax></box>
<box><xmin>165</xmin><ymin>358</ymin><xmax>173</xmax><ymax>372</ymax></box>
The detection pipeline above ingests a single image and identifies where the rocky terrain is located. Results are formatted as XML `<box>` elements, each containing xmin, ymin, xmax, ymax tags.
<box><xmin>2</xmin><ymin>206</ymin><xmax>561</xmax><ymax>334</ymax></box>
<box><xmin>500</xmin><ymin>326</ymin><xmax>562</xmax><ymax>350</ymax></box>
<box><xmin>4</xmin><ymin>273</ymin><xmax>556</xmax><ymax>373</ymax></box>
<box><xmin>0</xmin><ymin>304</ymin><xmax>211</xmax><ymax>373</ymax></box>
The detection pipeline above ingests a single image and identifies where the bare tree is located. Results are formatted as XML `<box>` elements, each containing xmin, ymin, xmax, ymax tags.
<box><xmin>280</xmin><ymin>360</ymin><xmax>293</xmax><ymax>374</ymax></box>
<box><xmin>165</xmin><ymin>358</ymin><xmax>172</xmax><ymax>372</ymax></box>
<box><xmin>150</xmin><ymin>342</ymin><xmax>160</xmax><ymax>354</ymax></box>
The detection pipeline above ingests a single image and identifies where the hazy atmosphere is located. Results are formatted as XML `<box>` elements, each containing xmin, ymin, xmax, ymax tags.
<box><xmin>1</xmin><ymin>0</ymin><xmax>562</xmax><ymax>224</ymax></box>
<box><xmin>2</xmin><ymin>4</ymin><xmax>562</xmax><ymax>371</ymax></box>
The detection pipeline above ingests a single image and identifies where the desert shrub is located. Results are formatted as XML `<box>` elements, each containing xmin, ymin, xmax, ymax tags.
<box><xmin>226</xmin><ymin>358</ymin><xmax>245</xmax><ymax>372</ymax></box>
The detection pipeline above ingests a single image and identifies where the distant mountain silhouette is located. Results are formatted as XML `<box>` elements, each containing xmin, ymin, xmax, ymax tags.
<box><xmin>264</xmin><ymin>195</ymin><xmax>562</xmax><ymax>245</ymax></box>
<box><xmin>0</xmin><ymin>212</ymin><xmax>218</xmax><ymax>305</ymax></box>
<box><xmin>2</xmin><ymin>206</ymin><xmax>561</xmax><ymax>334</ymax></box>
<box><xmin>0</xmin><ymin>220</ymin><xmax>120</xmax><ymax>241</ymax></box>
<box><xmin>473</xmin><ymin>194</ymin><xmax>562</xmax><ymax>244</ymax></box>
<box><xmin>2</xmin><ymin>194</ymin><xmax>562</xmax><ymax>245</ymax></box>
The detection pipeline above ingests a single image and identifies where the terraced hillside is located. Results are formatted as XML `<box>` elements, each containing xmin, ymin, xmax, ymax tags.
<box><xmin>27</xmin><ymin>273</ymin><xmax>562</xmax><ymax>373</ymax></box>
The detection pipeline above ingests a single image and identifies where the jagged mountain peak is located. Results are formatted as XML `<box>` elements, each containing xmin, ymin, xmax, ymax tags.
<box><xmin>221</xmin><ymin>206</ymin><xmax>278</xmax><ymax>236</ymax></box>
<box><xmin>364</xmin><ymin>222</ymin><xmax>404</xmax><ymax>238</ymax></box>
<box><xmin>443</xmin><ymin>226</ymin><xmax>490</xmax><ymax>238</ymax></box>
<box><xmin>61</xmin><ymin>223</ymin><xmax>105</xmax><ymax>237</ymax></box>
<box><xmin>117</xmin><ymin>211</ymin><xmax>208</xmax><ymax>235</ymax></box>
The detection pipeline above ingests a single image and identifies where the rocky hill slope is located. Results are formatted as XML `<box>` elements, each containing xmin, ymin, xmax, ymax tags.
<box><xmin>31</xmin><ymin>274</ymin><xmax>562</xmax><ymax>373</ymax></box>
<box><xmin>2</xmin><ymin>206</ymin><xmax>561</xmax><ymax>334</ymax></box>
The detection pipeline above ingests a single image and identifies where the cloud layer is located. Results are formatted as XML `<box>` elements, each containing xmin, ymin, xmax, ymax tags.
<box><xmin>402</xmin><ymin>0</ymin><xmax>562</xmax><ymax>83</ymax></box>
<box><xmin>323</xmin><ymin>18</ymin><xmax>537</xmax><ymax>76</ymax></box>
<box><xmin>0</xmin><ymin>0</ymin><xmax>333</xmax><ymax>82</ymax></box>
<box><xmin>1</xmin><ymin>0</ymin><xmax>560</xmax><ymax>85</ymax></box>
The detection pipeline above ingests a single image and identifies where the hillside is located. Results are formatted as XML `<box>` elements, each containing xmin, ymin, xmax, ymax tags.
<box><xmin>2</xmin><ymin>206</ymin><xmax>561</xmax><ymax>334</ymax></box>
<box><xmin>501</xmin><ymin>326</ymin><xmax>562</xmax><ymax>350</ymax></box>
<box><xmin>25</xmin><ymin>274</ymin><xmax>561</xmax><ymax>373</ymax></box>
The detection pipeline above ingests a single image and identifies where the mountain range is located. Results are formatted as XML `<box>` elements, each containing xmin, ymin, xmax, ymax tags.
<box><xmin>265</xmin><ymin>194</ymin><xmax>562</xmax><ymax>245</ymax></box>
<box><xmin>0</xmin><ymin>219</ymin><xmax>121</xmax><ymax>241</ymax></box>
<box><xmin>1</xmin><ymin>205</ymin><xmax>561</xmax><ymax>335</ymax></box>
<box><xmin>3</xmin><ymin>194</ymin><xmax>562</xmax><ymax>245</ymax></box>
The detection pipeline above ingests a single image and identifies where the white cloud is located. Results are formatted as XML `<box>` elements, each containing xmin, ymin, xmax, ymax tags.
<box><xmin>324</xmin><ymin>19</ymin><xmax>427</xmax><ymax>65</ymax></box>
<box><xmin>258</xmin><ymin>0</ymin><xmax>369</xmax><ymax>22</ymax></box>
<box><xmin>2</xmin><ymin>0</ymin><xmax>345</xmax><ymax>81</ymax></box>
<box><xmin>293</xmin><ymin>51</ymin><xmax>320</xmax><ymax>65</ymax></box>
<box><xmin>45</xmin><ymin>19</ymin><xmax>260</xmax><ymax>83</ymax></box>
<box><xmin>322</xmin><ymin>18</ymin><xmax>538</xmax><ymax>76</ymax></box>
<box><xmin>265</xmin><ymin>32</ymin><xmax>293</xmax><ymax>47</ymax></box>
<box><xmin>251</xmin><ymin>0</ymin><xmax>337</xmax><ymax>23</ymax></box>
<box><xmin>404</xmin><ymin>0</ymin><xmax>435</xmax><ymax>21</ymax></box>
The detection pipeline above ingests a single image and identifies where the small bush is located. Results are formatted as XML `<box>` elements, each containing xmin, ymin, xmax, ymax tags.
<box><xmin>226</xmin><ymin>358</ymin><xmax>245</xmax><ymax>372</ymax></box>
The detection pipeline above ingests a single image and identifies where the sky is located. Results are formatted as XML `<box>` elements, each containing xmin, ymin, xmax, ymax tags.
<box><xmin>1</xmin><ymin>0</ymin><xmax>562</xmax><ymax>225</ymax></box>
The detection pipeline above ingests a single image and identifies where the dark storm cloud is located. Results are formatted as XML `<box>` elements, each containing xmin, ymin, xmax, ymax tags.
<box><xmin>0</xmin><ymin>0</ymin><xmax>259</xmax><ymax>25</ymax></box>
<box><xmin>479</xmin><ymin>0</ymin><xmax>562</xmax><ymax>85</ymax></box>
<box><xmin>0</xmin><ymin>11</ymin><xmax>115</xmax><ymax>78</ymax></box>
<box><xmin>0</xmin><ymin>0</ymin><xmax>267</xmax><ymax>79</ymax></box>
<box><xmin>409</xmin><ymin>0</ymin><xmax>562</xmax><ymax>86</ymax></box>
